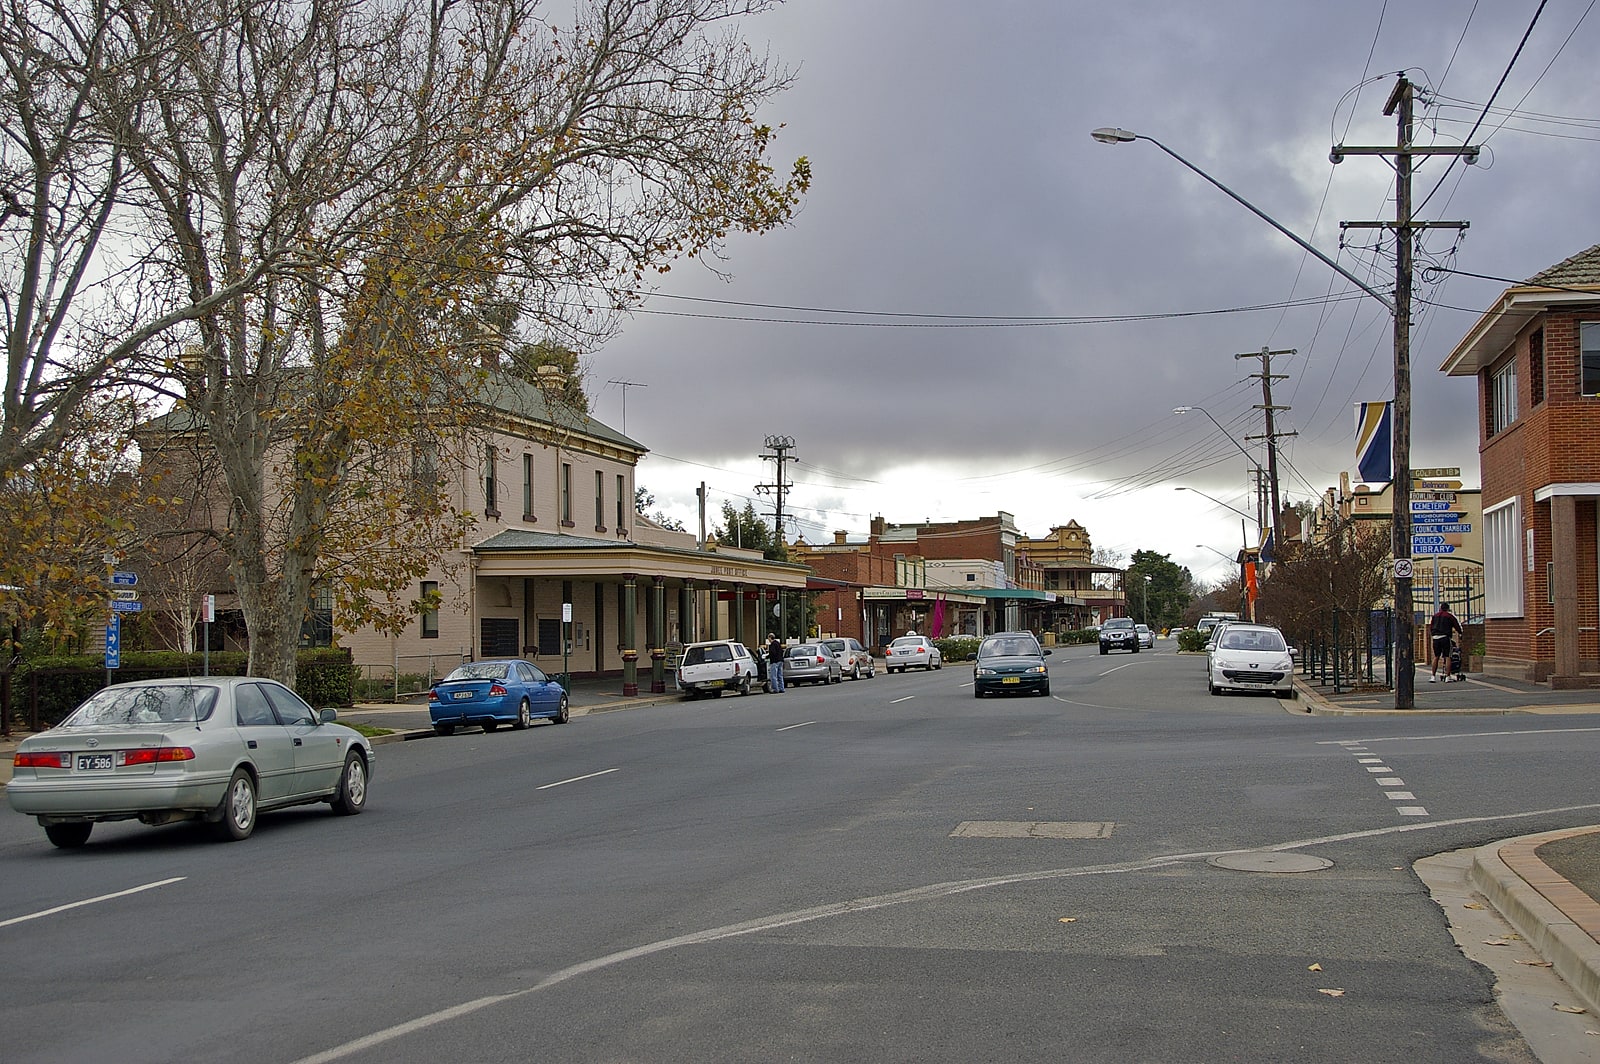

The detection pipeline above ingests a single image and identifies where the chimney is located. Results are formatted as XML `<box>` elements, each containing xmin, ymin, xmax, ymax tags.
<box><xmin>833</xmin><ymin>530</ymin><xmax>848</xmax><ymax>545</ymax></box>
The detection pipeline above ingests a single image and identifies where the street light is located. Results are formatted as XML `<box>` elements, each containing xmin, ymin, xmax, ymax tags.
<box><xmin>1174</xmin><ymin>485</ymin><xmax>1253</xmax><ymax>523</ymax></box>
<box><xmin>1095</xmin><ymin>122</ymin><xmax>1421</xmax><ymax>706</ymax></box>
<box><xmin>1090</xmin><ymin>128</ymin><xmax>1394</xmax><ymax>312</ymax></box>
<box><xmin>1141</xmin><ymin>573</ymin><xmax>1152</xmax><ymax>627</ymax></box>
<box><xmin>1174</xmin><ymin>405</ymin><xmax>1265</xmax><ymax>536</ymax></box>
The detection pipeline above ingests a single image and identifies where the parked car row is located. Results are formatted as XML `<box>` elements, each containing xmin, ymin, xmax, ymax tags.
<box><xmin>1203</xmin><ymin>621</ymin><xmax>1296</xmax><ymax>699</ymax></box>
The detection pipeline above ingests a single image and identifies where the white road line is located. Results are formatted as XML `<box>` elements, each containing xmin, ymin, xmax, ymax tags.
<box><xmin>0</xmin><ymin>877</ymin><xmax>186</xmax><ymax>929</ymax></box>
<box><xmin>1376</xmin><ymin>777</ymin><xmax>1405</xmax><ymax>786</ymax></box>
<box><xmin>1317</xmin><ymin>726</ymin><xmax>1600</xmax><ymax>746</ymax></box>
<box><xmin>535</xmin><ymin>768</ymin><xmax>619</xmax><ymax>791</ymax></box>
<box><xmin>777</xmin><ymin>721</ymin><xmax>816</xmax><ymax>732</ymax></box>
<box><xmin>1385</xmin><ymin>791</ymin><xmax>1417</xmax><ymax>800</ymax></box>
<box><xmin>1098</xmin><ymin>662</ymin><xmax>1138</xmax><ymax>677</ymax></box>
<box><xmin>290</xmin><ymin>800</ymin><xmax>1600</xmax><ymax>1064</ymax></box>
<box><xmin>889</xmin><ymin>696</ymin><xmax>915</xmax><ymax>704</ymax></box>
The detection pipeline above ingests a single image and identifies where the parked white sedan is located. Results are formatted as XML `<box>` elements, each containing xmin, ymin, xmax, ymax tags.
<box><xmin>886</xmin><ymin>635</ymin><xmax>942</xmax><ymax>673</ymax></box>
<box><xmin>1207</xmin><ymin>623</ymin><xmax>1296</xmax><ymax>699</ymax></box>
<box><xmin>7</xmin><ymin>677</ymin><xmax>373</xmax><ymax>848</ymax></box>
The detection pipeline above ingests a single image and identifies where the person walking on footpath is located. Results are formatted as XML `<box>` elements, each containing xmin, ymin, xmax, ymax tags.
<box><xmin>766</xmin><ymin>632</ymin><xmax>786</xmax><ymax>693</ymax></box>
<box><xmin>1429</xmin><ymin>603</ymin><xmax>1464</xmax><ymax>682</ymax></box>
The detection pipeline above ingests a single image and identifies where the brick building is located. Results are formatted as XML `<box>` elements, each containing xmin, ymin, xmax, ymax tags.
<box><xmin>1441</xmin><ymin>242</ymin><xmax>1600</xmax><ymax>686</ymax></box>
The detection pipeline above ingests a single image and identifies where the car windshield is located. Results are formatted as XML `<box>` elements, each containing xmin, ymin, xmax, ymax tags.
<box><xmin>61</xmin><ymin>684</ymin><xmax>219</xmax><ymax>726</ymax></box>
<box><xmin>980</xmin><ymin>638</ymin><xmax>1038</xmax><ymax>658</ymax></box>
<box><xmin>1104</xmin><ymin>619</ymin><xmax>1134</xmax><ymax>629</ymax></box>
<box><xmin>822</xmin><ymin>640</ymin><xmax>846</xmax><ymax>653</ymax></box>
<box><xmin>682</xmin><ymin>644</ymin><xmax>732</xmax><ymax>666</ymax></box>
<box><xmin>890</xmin><ymin>637</ymin><xmax>923</xmax><ymax>649</ymax></box>
<box><xmin>1220</xmin><ymin>629</ymin><xmax>1287</xmax><ymax>652</ymax></box>
<box><xmin>788</xmin><ymin>645</ymin><xmax>821</xmax><ymax>657</ymax></box>
<box><xmin>445</xmin><ymin>662</ymin><xmax>511</xmax><ymax>681</ymax></box>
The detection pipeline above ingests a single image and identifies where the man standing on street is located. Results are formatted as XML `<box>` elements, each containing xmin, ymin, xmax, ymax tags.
<box><xmin>766</xmin><ymin>632</ymin><xmax>786</xmax><ymax>693</ymax></box>
<box><xmin>1430</xmin><ymin>603</ymin><xmax>1463</xmax><ymax>682</ymax></box>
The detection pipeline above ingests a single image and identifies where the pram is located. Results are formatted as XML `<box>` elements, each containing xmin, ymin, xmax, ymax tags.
<box><xmin>1447</xmin><ymin>637</ymin><xmax>1464</xmax><ymax>682</ymax></box>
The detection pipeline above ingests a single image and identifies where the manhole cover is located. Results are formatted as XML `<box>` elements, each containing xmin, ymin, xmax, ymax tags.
<box><xmin>1208</xmin><ymin>851</ymin><xmax>1333</xmax><ymax>873</ymax></box>
<box><xmin>950</xmin><ymin>821</ymin><xmax>1114</xmax><ymax>839</ymax></box>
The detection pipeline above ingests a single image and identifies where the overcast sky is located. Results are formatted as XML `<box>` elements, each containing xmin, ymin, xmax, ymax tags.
<box><xmin>587</xmin><ymin>0</ymin><xmax>1598</xmax><ymax>585</ymax></box>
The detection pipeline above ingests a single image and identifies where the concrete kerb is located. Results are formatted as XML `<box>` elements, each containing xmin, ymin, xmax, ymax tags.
<box><xmin>1469</xmin><ymin>828</ymin><xmax>1600</xmax><ymax>1020</ymax></box>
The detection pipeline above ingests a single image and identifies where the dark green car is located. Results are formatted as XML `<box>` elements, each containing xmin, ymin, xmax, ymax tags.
<box><xmin>972</xmin><ymin>632</ymin><xmax>1051</xmax><ymax>698</ymax></box>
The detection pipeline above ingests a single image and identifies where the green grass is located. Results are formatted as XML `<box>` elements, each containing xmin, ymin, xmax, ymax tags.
<box><xmin>345</xmin><ymin>722</ymin><xmax>394</xmax><ymax>738</ymax></box>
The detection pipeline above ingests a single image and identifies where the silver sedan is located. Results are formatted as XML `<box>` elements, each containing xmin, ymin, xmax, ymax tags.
<box><xmin>784</xmin><ymin>643</ymin><xmax>843</xmax><ymax>685</ymax></box>
<box><xmin>6</xmin><ymin>676</ymin><xmax>373</xmax><ymax>848</ymax></box>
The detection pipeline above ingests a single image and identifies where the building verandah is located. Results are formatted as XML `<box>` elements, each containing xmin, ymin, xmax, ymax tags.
<box><xmin>473</xmin><ymin>531</ymin><xmax>810</xmax><ymax>695</ymax></box>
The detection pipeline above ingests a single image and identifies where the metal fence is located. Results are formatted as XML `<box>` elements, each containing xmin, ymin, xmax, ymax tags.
<box><xmin>1298</xmin><ymin>608</ymin><xmax>1395</xmax><ymax>694</ymax></box>
<box><xmin>355</xmin><ymin>651</ymin><xmax>469</xmax><ymax>703</ymax></box>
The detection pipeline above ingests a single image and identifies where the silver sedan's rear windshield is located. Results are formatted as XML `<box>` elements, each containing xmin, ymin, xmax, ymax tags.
<box><xmin>61</xmin><ymin>685</ymin><xmax>219</xmax><ymax>726</ymax></box>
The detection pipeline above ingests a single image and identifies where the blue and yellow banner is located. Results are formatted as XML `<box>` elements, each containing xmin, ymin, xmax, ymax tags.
<box><xmin>1354</xmin><ymin>401</ymin><xmax>1392</xmax><ymax>485</ymax></box>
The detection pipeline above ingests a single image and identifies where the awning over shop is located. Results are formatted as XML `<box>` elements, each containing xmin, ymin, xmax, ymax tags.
<box><xmin>860</xmin><ymin>587</ymin><xmax>989</xmax><ymax>606</ymax></box>
<box><xmin>960</xmin><ymin>588</ymin><xmax>1058</xmax><ymax>602</ymax></box>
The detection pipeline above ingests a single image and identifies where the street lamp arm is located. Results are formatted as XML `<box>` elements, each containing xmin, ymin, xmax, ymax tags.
<box><xmin>1173</xmin><ymin>405</ymin><xmax>1262</xmax><ymax>472</ymax></box>
<box><xmin>1175</xmin><ymin>485</ymin><xmax>1253</xmax><ymax>522</ymax></box>
<box><xmin>1092</xmin><ymin>128</ymin><xmax>1397</xmax><ymax>315</ymax></box>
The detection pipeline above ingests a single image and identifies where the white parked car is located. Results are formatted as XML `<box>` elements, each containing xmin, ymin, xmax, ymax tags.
<box><xmin>1207</xmin><ymin>623</ymin><xmax>1296</xmax><ymax>699</ymax></box>
<box><xmin>1135</xmin><ymin>623</ymin><xmax>1155</xmax><ymax>649</ymax></box>
<box><xmin>676</xmin><ymin>639</ymin><xmax>761</xmax><ymax>698</ymax></box>
<box><xmin>886</xmin><ymin>635</ymin><xmax>942</xmax><ymax>673</ymax></box>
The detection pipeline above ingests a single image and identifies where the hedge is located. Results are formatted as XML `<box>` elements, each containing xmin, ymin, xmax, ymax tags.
<box><xmin>9</xmin><ymin>648</ymin><xmax>355</xmax><ymax>730</ymax></box>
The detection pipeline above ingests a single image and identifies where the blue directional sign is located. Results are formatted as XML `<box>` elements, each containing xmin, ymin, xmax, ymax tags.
<box><xmin>1410</xmin><ymin>500</ymin><xmax>1456</xmax><ymax>512</ymax></box>
<box><xmin>1411</xmin><ymin>534</ymin><xmax>1446</xmax><ymax>546</ymax></box>
<box><xmin>110</xmin><ymin>570</ymin><xmax>138</xmax><ymax>586</ymax></box>
<box><xmin>105</xmin><ymin>616</ymin><xmax>120</xmax><ymax>669</ymax></box>
<box><xmin>1413</xmin><ymin>543</ymin><xmax>1457</xmax><ymax>555</ymax></box>
<box><xmin>110</xmin><ymin>600</ymin><xmax>143</xmax><ymax>613</ymax></box>
<box><xmin>1411</xmin><ymin>522</ymin><xmax>1472</xmax><ymax>534</ymax></box>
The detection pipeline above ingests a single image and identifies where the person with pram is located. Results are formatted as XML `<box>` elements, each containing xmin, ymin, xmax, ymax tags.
<box><xmin>1429</xmin><ymin>603</ymin><xmax>1464</xmax><ymax>683</ymax></box>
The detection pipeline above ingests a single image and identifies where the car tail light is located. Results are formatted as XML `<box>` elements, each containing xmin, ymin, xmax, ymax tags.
<box><xmin>816</xmin><ymin>655</ymin><xmax>826</xmax><ymax>664</ymax></box>
<box><xmin>490</xmin><ymin>684</ymin><xmax>507</xmax><ymax>697</ymax></box>
<box><xmin>427</xmin><ymin>689</ymin><xmax>439</xmax><ymax>702</ymax></box>
<box><xmin>15</xmin><ymin>752</ymin><xmax>68</xmax><ymax>768</ymax></box>
<box><xmin>121</xmin><ymin>747</ymin><xmax>196</xmax><ymax>766</ymax></box>
<box><xmin>916</xmin><ymin>647</ymin><xmax>926</xmax><ymax>654</ymax></box>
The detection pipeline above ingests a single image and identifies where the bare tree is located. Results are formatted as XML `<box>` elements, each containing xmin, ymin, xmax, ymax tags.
<box><xmin>1255</xmin><ymin>517</ymin><xmax>1391</xmax><ymax>644</ymax></box>
<box><xmin>121</xmin><ymin>0</ymin><xmax>808</xmax><ymax>686</ymax></box>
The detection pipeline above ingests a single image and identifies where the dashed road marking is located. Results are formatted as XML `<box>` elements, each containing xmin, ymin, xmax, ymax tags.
<box><xmin>1338</xmin><ymin>743</ymin><xmax>1427</xmax><ymax>816</ymax></box>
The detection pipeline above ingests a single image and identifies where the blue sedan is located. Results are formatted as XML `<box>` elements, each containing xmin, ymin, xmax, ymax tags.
<box><xmin>428</xmin><ymin>660</ymin><xmax>569</xmax><ymax>735</ymax></box>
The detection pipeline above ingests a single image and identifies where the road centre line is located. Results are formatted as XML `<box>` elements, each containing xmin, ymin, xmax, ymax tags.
<box><xmin>288</xmin><ymin>799</ymin><xmax>1600</xmax><ymax>1064</ymax></box>
<box><xmin>1098</xmin><ymin>662</ymin><xmax>1138</xmax><ymax>677</ymax></box>
<box><xmin>0</xmin><ymin>877</ymin><xmax>186</xmax><ymax>929</ymax></box>
<box><xmin>777</xmin><ymin>721</ymin><xmax>816</xmax><ymax>732</ymax></box>
<box><xmin>889</xmin><ymin>696</ymin><xmax>915</xmax><ymax>704</ymax></box>
<box><xmin>536</xmin><ymin>768</ymin><xmax>619</xmax><ymax>791</ymax></box>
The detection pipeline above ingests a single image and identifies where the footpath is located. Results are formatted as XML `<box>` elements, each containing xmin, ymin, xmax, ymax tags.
<box><xmin>2</xmin><ymin>671</ymin><xmax>1597</xmax><ymax>1019</ymax></box>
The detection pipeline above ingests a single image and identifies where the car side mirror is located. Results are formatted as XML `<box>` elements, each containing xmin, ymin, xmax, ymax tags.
<box><xmin>319</xmin><ymin>708</ymin><xmax>339</xmax><ymax>723</ymax></box>
<box><xmin>1042</xmin><ymin>648</ymin><xmax>1052</xmax><ymax>656</ymax></box>
<box><xmin>1204</xmin><ymin>642</ymin><xmax>1215</xmax><ymax>653</ymax></box>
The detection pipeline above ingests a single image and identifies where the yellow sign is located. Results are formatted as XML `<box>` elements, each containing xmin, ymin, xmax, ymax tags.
<box><xmin>1413</xmin><ymin>478</ymin><xmax>1464</xmax><ymax>491</ymax></box>
<box><xmin>1411</xmin><ymin>466</ymin><xmax>1460</xmax><ymax>478</ymax></box>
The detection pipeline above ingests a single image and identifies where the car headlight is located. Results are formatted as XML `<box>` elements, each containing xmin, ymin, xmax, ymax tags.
<box><xmin>976</xmin><ymin>667</ymin><xmax>996</xmax><ymax>676</ymax></box>
<box><xmin>1026</xmin><ymin>665</ymin><xmax>1046</xmax><ymax>675</ymax></box>
<box><xmin>1272</xmin><ymin>657</ymin><xmax>1293</xmax><ymax>671</ymax></box>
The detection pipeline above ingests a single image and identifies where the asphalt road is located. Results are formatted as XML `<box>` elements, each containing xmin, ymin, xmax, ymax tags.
<box><xmin>5</xmin><ymin>643</ymin><xmax>1600</xmax><ymax>1063</ymax></box>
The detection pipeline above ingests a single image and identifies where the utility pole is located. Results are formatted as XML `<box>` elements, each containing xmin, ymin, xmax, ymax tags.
<box><xmin>755</xmin><ymin>435</ymin><xmax>796</xmax><ymax>550</ymax></box>
<box><xmin>1333</xmin><ymin>76</ymin><xmax>1475</xmax><ymax>710</ymax></box>
<box><xmin>1237</xmin><ymin>346</ymin><xmax>1297</xmax><ymax>545</ymax></box>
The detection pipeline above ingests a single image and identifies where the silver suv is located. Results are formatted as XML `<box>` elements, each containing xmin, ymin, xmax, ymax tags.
<box><xmin>1099</xmin><ymin>617</ymin><xmax>1139</xmax><ymax>655</ymax></box>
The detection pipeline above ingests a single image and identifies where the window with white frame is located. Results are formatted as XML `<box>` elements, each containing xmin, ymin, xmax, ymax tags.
<box><xmin>483</xmin><ymin>443</ymin><xmax>498</xmax><ymax>514</ymax></box>
<box><xmin>560</xmin><ymin>462</ymin><xmax>572</xmax><ymax>523</ymax></box>
<box><xmin>1489</xmin><ymin>358</ymin><xmax>1518</xmax><ymax>436</ymax></box>
<box><xmin>522</xmin><ymin>454</ymin><xmax>534</xmax><ymax>517</ymax></box>
<box><xmin>615</xmin><ymin>474</ymin><xmax>626</xmax><ymax>530</ymax></box>
<box><xmin>1482</xmin><ymin>496</ymin><xmax>1523</xmax><ymax>618</ymax></box>
<box><xmin>594</xmin><ymin>469</ymin><xmax>605</xmax><ymax>528</ymax></box>
<box><xmin>1582</xmin><ymin>322</ymin><xmax>1600</xmax><ymax>396</ymax></box>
